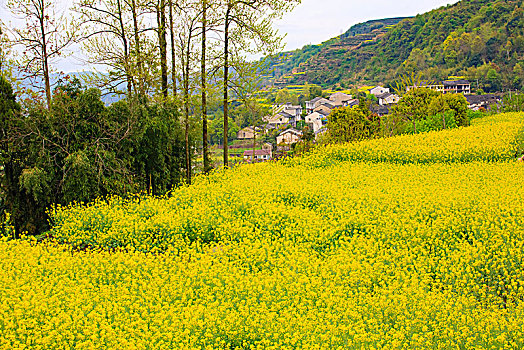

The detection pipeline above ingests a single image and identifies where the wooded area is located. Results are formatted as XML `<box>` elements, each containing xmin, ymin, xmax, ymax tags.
<box><xmin>0</xmin><ymin>0</ymin><xmax>300</xmax><ymax>235</ymax></box>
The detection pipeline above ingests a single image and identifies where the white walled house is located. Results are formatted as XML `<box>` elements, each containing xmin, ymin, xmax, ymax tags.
<box><xmin>313</xmin><ymin>102</ymin><xmax>335</xmax><ymax>116</ymax></box>
<box><xmin>276</xmin><ymin>128</ymin><xmax>303</xmax><ymax>146</ymax></box>
<box><xmin>305</xmin><ymin>111</ymin><xmax>328</xmax><ymax>133</ymax></box>
<box><xmin>243</xmin><ymin>149</ymin><xmax>272</xmax><ymax>162</ymax></box>
<box><xmin>369</xmin><ymin>86</ymin><xmax>390</xmax><ymax>96</ymax></box>
<box><xmin>282</xmin><ymin>103</ymin><xmax>303</xmax><ymax>119</ymax></box>
<box><xmin>237</xmin><ymin>126</ymin><xmax>256</xmax><ymax>139</ymax></box>
<box><xmin>406</xmin><ymin>80</ymin><xmax>471</xmax><ymax>95</ymax></box>
<box><xmin>265</xmin><ymin>111</ymin><xmax>293</xmax><ymax>128</ymax></box>
<box><xmin>305</xmin><ymin>97</ymin><xmax>331</xmax><ymax>114</ymax></box>
<box><xmin>377</xmin><ymin>93</ymin><xmax>400</xmax><ymax>105</ymax></box>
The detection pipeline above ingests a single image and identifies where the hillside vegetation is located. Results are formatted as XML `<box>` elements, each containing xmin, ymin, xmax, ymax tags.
<box><xmin>268</xmin><ymin>17</ymin><xmax>408</xmax><ymax>86</ymax></box>
<box><xmin>0</xmin><ymin>113</ymin><xmax>523</xmax><ymax>348</ymax></box>
<box><xmin>268</xmin><ymin>0</ymin><xmax>524</xmax><ymax>91</ymax></box>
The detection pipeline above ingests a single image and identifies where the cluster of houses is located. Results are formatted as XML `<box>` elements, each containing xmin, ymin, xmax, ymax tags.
<box><xmin>239</xmin><ymin>79</ymin><xmax>504</xmax><ymax>162</ymax></box>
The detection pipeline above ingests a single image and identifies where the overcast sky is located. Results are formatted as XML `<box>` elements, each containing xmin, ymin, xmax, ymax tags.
<box><xmin>1</xmin><ymin>0</ymin><xmax>460</xmax><ymax>72</ymax></box>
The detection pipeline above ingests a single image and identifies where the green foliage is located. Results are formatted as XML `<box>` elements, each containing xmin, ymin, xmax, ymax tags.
<box><xmin>305</xmin><ymin>84</ymin><xmax>323</xmax><ymax>100</ymax></box>
<box><xmin>467</xmin><ymin>109</ymin><xmax>487</xmax><ymax>121</ymax></box>
<box><xmin>392</xmin><ymin>88</ymin><xmax>469</xmax><ymax>134</ymax></box>
<box><xmin>1</xmin><ymin>79</ymin><xmax>185</xmax><ymax>235</ymax></box>
<box><xmin>327</xmin><ymin>106</ymin><xmax>380</xmax><ymax>143</ymax></box>
<box><xmin>405</xmin><ymin>111</ymin><xmax>457</xmax><ymax>134</ymax></box>
<box><xmin>391</xmin><ymin>88</ymin><xmax>439</xmax><ymax>130</ymax></box>
<box><xmin>428</xmin><ymin>93</ymin><xmax>470</xmax><ymax>127</ymax></box>
<box><xmin>209</xmin><ymin>113</ymin><xmax>239</xmax><ymax>145</ymax></box>
<box><xmin>502</xmin><ymin>93</ymin><xmax>524</xmax><ymax>112</ymax></box>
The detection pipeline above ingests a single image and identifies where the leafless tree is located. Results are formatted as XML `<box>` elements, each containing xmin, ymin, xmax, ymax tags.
<box><xmin>6</xmin><ymin>0</ymin><xmax>77</xmax><ymax>107</ymax></box>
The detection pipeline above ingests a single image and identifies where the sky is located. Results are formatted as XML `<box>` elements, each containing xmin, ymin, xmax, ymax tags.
<box><xmin>1</xmin><ymin>0</ymin><xmax>460</xmax><ymax>73</ymax></box>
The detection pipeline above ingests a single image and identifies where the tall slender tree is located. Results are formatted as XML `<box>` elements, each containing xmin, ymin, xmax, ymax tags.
<box><xmin>222</xmin><ymin>2</ymin><xmax>232</xmax><ymax>167</ymax></box>
<box><xmin>157</xmin><ymin>0</ymin><xmax>169</xmax><ymax>100</ymax></box>
<box><xmin>77</xmin><ymin>0</ymin><xmax>158</xmax><ymax>98</ymax></box>
<box><xmin>201</xmin><ymin>0</ymin><xmax>212</xmax><ymax>173</ymax></box>
<box><xmin>176</xmin><ymin>4</ymin><xmax>200</xmax><ymax>183</ymax></box>
<box><xmin>168</xmin><ymin>0</ymin><xmax>177</xmax><ymax>97</ymax></box>
<box><xmin>229</xmin><ymin>59</ymin><xmax>269</xmax><ymax>163</ymax></box>
<box><xmin>77</xmin><ymin>0</ymin><xmax>134</xmax><ymax>96</ymax></box>
<box><xmin>130</xmin><ymin>0</ymin><xmax>146</xmax><ymax>97</ymax></box>
<box><xmin>219</xmin><ymin>0</ymin><xmax>299</xmax><ymax>167</ymax></box>
<box><xmin>6</xmin><ymin>0</ymin><xmax>76</xmax><ymax>108</ymax></box>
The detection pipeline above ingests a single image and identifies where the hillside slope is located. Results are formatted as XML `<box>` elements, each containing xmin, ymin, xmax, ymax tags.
<box><xmin>268</xmin><ymin>17</ymin><xmax>409</xmax><ymax>87</ymax></box>
<box><xmin>268</xmin><ymin>0</ymin><xmax>524</xmax><ymax>92</ymax></box>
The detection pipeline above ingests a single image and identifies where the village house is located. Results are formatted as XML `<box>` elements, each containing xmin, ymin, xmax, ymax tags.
<box><xmin>406</xmin><ymin>82</ymin><xmax>444</xmax><ymax>93</ymax></box>
<box><xmin>265</xmin><ymin>110</ymin><xmax>294</xmax><ymax>128</ymax></box>
<box><xmin>237</xmin><ymin>126</ymin><xmax>257</xmax><ymax>139</ymax></box>
<box><xmin>305</xmin><ymin>97</ymin><xmax>331</xmax><ymax>114</ymax></box>
<box><xmin>407</xmin><ymin>80</ymin><xmax>471</xmax><ymax>95</ymax></box>
<box><xmin>370</xmin><ymin>104</ymin><xmax>390</xmax><ymax>116</ymax></box>
<box><xmin>277</xmin><ymin>128</ymin><xmax>303</xmax><ymax>146</ymax></box>
<box><xmin>465</xmin><ymin>94</ymin><xmax>502</xmax><ymax>111</ymax></box>
<box><xmin>376</xmin><ymin>92</ymin><xmax>400</xmax><ymax>105</ymax></box>
<box><xmin>369</xmin><ymin>86</ymin><xmax>390</xmax><ymax>96</ymax></box>
<box><xmin>305</xmin><ymin>111</ymin><xmax>328</xmax><ymax>133</ymax></box>
<box><xmin>346</xmin><ymin>99</ymin><xmax>360</xmax><ymax>108</ymax></box>
<box><xmin>262</xmin><ymin>143</ymin><xmax>273</xmax><ymax>152</ymax></box>
<box><xmin>329</xmin><ymin>92</ymin><xmax>353</xmax><ymax>107</ymax></box>
<box><xmin>281</xmin><ymin>103</ymin><xmax>303</xmax><ymax>118</ymax></box>
<box><xmin>243</xmin><ymin>149</ymin><xmax>272</xmax><ymax>162</ymax></box>
<box><xmin>443</xmin><ymin>80</ymin><xmax>471</xmax><ymax>94</ymax></box>
<box><xmin>267</xmin><ymin>103</ymin><xmax>303</xmax><ymax>128</ymax></box>
<box><xmin>313</xmin><ymin>102</ymin><xmax>336</xmax><ymax>116</ymax></box>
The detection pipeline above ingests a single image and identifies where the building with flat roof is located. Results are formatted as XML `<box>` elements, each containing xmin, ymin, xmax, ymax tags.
<box><xmin>407</xmin><ymin>80</ymin><xmax>471</xmax><ymax>95</ymax></box>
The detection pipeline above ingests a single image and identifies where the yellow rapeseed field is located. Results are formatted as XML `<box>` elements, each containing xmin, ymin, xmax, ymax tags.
<box><xmin>1</xmin><ymin>113</ymin><xmax>523</xmax><ymax>349</ymax></box>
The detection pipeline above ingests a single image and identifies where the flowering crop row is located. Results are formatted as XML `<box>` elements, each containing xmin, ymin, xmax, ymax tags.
<box><xmin>1</xmin><ymin>113</ymin><xmax>523</xmax><ymax>349</ymax></box>
<box><xmin>288</xmin><ymin>113</ymin><xmax>524</xmax><ymax>167</ymax></box>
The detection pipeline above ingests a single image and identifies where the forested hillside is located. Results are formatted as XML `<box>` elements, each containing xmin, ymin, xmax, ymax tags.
<box><xmin>267</xmin><ymin>0</ymin><xmax>524</xmax><ymax>92</ymax></box>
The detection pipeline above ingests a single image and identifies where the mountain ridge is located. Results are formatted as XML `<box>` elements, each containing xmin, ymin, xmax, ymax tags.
<box><xmin>266</xmin><ymin>0</ymin><xmax>524</xmax><ymax>92</ymax></box>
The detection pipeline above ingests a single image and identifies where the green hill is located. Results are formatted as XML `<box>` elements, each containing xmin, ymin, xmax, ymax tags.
<box><xmin>267</xmin><ymin>0</ymin><xmax>524</xmax><ymax>92</ymax></box>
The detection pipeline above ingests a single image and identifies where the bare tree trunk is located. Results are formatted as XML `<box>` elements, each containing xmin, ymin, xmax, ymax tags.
<box><xmin>42</xmin><ymin>45</ymin><xmax>51</xmax><ymax>108</ymax></box>
<box><xmin>116</xmin><ymin>0</ymin><xmax>133</xmax><ymax>96</ymax></box>
<box><xmin>201</xmin><ymin>0</ymin><xmax>210</xmax><ymax>173</ymax></box>
<box><xmin>169</xmin><ymin>0</ymin><xmax>177</xmax><ymax>97</ymax></box>
<box><xmin>184</xmin><ymin>35</ymin><xmax>191</xmax><ymax>184</ymax></box>
<box><xmin>158</xmin><ymin>0</ymin><xmax>168</xmax><ymax>100</ymax></box>
<box><xmin>252</xmin><ymin>125</ymin><xmax>256</xmax><ymax>163</ymax></box>
<box><xmin>130</xmin><ymin>0</ymin><xmax>144</xmax><ymax>96</ymax></box>
<box><xmin>222</xmin><ymin>6</ymin><xmax>231</xmax><ymax>167</ymax></box>
<box><xmin>39</xmin><ymin>12</ymin><xmax>51</xmax><ymax>108</ymax></box>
